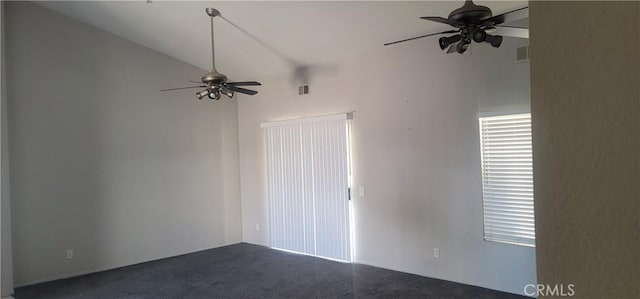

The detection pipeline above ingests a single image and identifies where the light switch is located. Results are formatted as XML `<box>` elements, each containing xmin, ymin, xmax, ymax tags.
<box><xmin>358</xmin><ymin>186</ymin><xmax>365</xmax><ymax>196</ymax></box>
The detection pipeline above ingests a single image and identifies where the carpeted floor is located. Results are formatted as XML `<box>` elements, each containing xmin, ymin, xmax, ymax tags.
<box><xmin>15</xmin><ymin>243</ymin><xmax>527</xmax><ymax>298</ymax></box>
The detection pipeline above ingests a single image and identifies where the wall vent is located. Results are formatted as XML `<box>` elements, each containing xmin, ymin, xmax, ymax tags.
<box><xmin>298</xmin><ymin>85</ymin><xmax>309</xmax><ymax>95</ymax></box>
<box><xmin>516</xmin><ymin>45</ymin><xmax>529</xmax><ymax>63</ymax></box>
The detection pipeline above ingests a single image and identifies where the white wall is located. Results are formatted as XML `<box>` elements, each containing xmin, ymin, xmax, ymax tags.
<box><xmin>5</xmin><ymin>2</ymin><xmax>241</xmax><ymax>286</ymax></box>
<box><xmin>530</xmin><ymin>2</ymin><xmax>639</xmax><ymax>298</ymax></box>
<box><xmin>238</xmin><ymin>37</ymin><xmax>535</xmax><ymax>295</ymax></box>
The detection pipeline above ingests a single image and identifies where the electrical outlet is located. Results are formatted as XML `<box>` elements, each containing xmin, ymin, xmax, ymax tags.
<box><xmin>255</xmin><ymin>224</ymin><xmax>260</xmax><ymax>231</ymax></box>
<box><xmin>433</xmin><ymin>248</ymin><xmax>440</xmax><ymax>258</ymax></box>
<box><xmin>66</xmin><ymin>250</ymin><xmax>74</xmax><ymax>260</ymax></box>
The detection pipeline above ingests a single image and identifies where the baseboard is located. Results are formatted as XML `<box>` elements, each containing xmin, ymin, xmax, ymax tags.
<box><xmin>353</xmin><ymin>258</ymin><xmax>533</xmax><ymax>298</ymax></box>
<box><xmin>240</xmin><ymin>242</ymin><xmax>529</xmax><ymax>296</ymax></box>
<box><xmin>14</xmin><ymin>267</ymin><xmax>121</xmax><ymax>288</ymax></box>
<box><xmin>14</xmin><ymin>242</ymin><xmax>242</xmax><ymax>288</ymax></box>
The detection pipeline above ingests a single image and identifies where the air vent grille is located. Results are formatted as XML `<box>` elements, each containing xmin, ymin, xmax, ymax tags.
<box><xmin>298</xmin><ymin>85</ymin><xmax>309</xmax><ymax>95</ymax></box>
<box><xmin>516</xmin><ymin>46</ymin><xmax>529</xmax><ymax>62</ymax></box>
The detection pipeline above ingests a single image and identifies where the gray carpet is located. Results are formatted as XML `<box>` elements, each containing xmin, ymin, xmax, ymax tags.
<box><xmin>15</xmin><ymin>243</ymin><xmax>526</xmax><ymax>298</ymax></box>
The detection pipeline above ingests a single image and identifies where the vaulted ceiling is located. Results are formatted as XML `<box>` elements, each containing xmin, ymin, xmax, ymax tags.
<box><xmin>38</xmin><ymin>1</ymin><xmax>527</xmax><ymax>80</ymax></box>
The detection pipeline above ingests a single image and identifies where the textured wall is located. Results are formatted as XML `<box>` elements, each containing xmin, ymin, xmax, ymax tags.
<box><xmin>6</xmin><ymin>2</ymin><xmax>242</xmax><ymax>286</ymax></box>
<box><xmin>530</xmin><ymin>1</ymin><xmax>639</xmax><ymax>298</ymax></box>
<box><xmin>238</xmin><ymin>36</ymin><xmax>535</xmax><ymax>295</ymax></box>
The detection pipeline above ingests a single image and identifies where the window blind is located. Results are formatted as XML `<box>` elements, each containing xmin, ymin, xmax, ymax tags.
<box><xmin>264</xmin><ymin>114</ymin><xmax>352</xmax><ymax>261</ymax></box>
<box><xmin>479</xmin><ymin>113</ymin><xmax>535</xmax><ymax>246</ymax></box>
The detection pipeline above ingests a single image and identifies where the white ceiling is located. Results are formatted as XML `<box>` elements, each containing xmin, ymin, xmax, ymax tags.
<box><xmin>38</xmin><ymin>1</ymin><xmax>527</xmax><ymax>80</ymax></box>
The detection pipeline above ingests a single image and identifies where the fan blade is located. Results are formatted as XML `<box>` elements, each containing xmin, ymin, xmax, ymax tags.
<box><xmin>226</xmin><ymin>86</ymin><xmax>258</xmax><ymax>95</ymax></box>
<box><xmin>446</xmin><ymin>44</ymin><xmax>457</xmax><ymax>54</ymax></box>
<box><xmin>384</xmin><ymin>30</ymin><xmax>459</xmax><ymax>46</ymax></box>
<box><xmin>189</xmin><ymin>80</ymin><xmax>203</xmax><ymax>84</ymax></box>
<box><xmin>420</xmin><ymin>16</ymin><xmax>462</xmax><ymax>27</ymax></box>
<box><xmin>495</xmin><ymin>26</ymin><xmax>529</xmax><ymax>39</ymax></box>
<box><xmin>160</xmin><ymin>86</ymin><xmax>206</xmax><ymax>92</ymax></box>
<box><xmin>226</xmin><ymin>81</ymin><xmax>262</xmax><ymax>86</ymax></box>
<box><xmin>482</xmin><ymin>7</ymin><xmax>528</xmax><ymax>26</ymax></box>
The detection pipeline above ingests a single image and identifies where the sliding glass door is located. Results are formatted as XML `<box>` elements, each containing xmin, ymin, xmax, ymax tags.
<box><xmin>264</xmin><ymin>114</ymin><xmax>351</xmax><ymax>262</ymax></box>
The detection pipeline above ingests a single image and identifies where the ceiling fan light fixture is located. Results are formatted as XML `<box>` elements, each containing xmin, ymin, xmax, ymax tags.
<box><xmin>485</xmin><ymin>34</ymin><xmax>503</xmax><ymax>48</ymax></box>
<box><xmin>456</xmin><ymin>40</ymin><xmax>469</xmax><ymax>54</ymax></box>
<box><xmin>196</xmin><ymin>90</ymin><xmax>208</xmax><ymax>100</ymax></box>
<box><xmin>208</xmin><ymin>89</ymin><xmax>221</xmax><ymax>100</ymax></box>
<box><xmin>439</xmin><ymin>35</ymin><xmax>462</xmax><ymax>50</ymax></box>
<box><xmin>472</xmin><ymin>28</ymin><xmax>487</xmax><ymax>43</ymax></box>
<box><xmin>438</xmin><ymin>37</ymin><xmax>448</xmax><ymax>50</ymax></box>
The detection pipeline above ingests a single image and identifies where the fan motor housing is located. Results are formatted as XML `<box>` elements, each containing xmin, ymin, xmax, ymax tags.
<box><xmin>448</xmin><ymin>2</ymin><xmax>492</xmax><ymax>24</ymax></box>
<box><xmin>201</xmin><ymin>72</ymin><xmax>228</xmax><ymax>84</ymax></box>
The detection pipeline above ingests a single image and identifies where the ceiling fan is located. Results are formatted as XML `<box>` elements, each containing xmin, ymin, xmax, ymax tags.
<box><xmin>160</xmin><ymin>8</ymin><xmax>261</xmax><ymax>100</ymax></box>
<box><xmin>385</xmin><ymin>0</ymin><xmax>528</xmax><ymax>54</ymax></box>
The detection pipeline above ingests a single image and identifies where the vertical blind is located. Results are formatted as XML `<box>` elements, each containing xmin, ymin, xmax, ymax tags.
<box><xmin>263</xmin><ymin>114</ymin><xmax>351</xmax><ymax>261</ymax></box>
<box><xmin>479</xmin><ymin>113</ymin><xmax>535</xmax><ymax>246</ymax></box>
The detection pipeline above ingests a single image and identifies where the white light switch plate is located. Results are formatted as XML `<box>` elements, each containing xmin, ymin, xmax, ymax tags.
<box><xmin>358</xmin><ymin>186</ymin><xmax>365</xmax><ymax>196</ymax></box>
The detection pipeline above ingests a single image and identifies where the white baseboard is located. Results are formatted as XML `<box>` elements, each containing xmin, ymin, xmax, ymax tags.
<box><xmin>14</xmin><ymin>242</ymin><xmax>240</xmax><ymax>288</ymax></box>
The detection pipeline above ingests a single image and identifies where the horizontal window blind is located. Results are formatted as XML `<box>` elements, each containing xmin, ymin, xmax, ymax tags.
<box><xmin>479</xmin><ymin>113</ymin><xmax>535</xmax><ymax>247</ymax></box>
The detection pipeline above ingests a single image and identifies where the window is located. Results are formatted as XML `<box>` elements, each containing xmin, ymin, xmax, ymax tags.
<box><xmin>479</xmin><ymin>113</ymin><xmax>535</xmax><ymax>246</ymax></box>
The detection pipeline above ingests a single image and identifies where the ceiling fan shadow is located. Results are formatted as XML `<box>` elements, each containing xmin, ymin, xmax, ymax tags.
<box><xmin>291</xmin><ymin>63</ymin><xmax>340</xmax><ymax>86</ymax></box>
<box><xmin>220</xmin><ymin>15</ymin><xmax>339</xmax><ymax>86</ymax></box>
